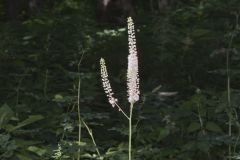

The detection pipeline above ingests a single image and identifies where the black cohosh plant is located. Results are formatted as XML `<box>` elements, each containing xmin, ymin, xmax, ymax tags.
<box><xmin>100</xmin><ymin>17</ymin><xmax>140</xmax><ymax>160</ymax></box>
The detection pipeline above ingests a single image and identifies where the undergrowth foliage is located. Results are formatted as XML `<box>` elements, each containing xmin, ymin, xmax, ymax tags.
<box><xmin>0</xmin><ymin>0</ymin><xmax>240</xmax><ymax>160</ymax></box>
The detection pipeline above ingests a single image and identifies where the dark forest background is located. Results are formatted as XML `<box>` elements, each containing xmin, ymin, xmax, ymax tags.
<box><xmin>1</xmin><ymin>0</ymin><xmax>240</xmax><ymax>159</ymax></box>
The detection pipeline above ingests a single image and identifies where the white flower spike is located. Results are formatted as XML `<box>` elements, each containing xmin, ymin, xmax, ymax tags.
<box><xmin>127</xmin><ymin>17</ymin><xmax>140</xmax><ymax>104</ymax></box>
<box><xmin>100</xmin><ymin>58</ymin><xmax>118</xmax><ymax>107</ymax></box>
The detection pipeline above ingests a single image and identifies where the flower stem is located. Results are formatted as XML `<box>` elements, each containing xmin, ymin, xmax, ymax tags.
<box><xmin>77</xmin><ymin>52</ymin><xmax>84</xmax><ymax>160</ymax></box>
<box><xmin>115</xmin><ymin>103</ymin><xmax>130</xmax><ymax>119</ymax></box>
<box><xmin>77</xmin><ymin>77</ymin><xmax>81</xmax><ymax>160</ymax></box>
<box><xmin>129</xmin><ymin>103</ymin><xmax>133</xmax><ymax>160</ymax></box>
<box><xmin>226</xmin><ymin>20</ymin><xmax>234</xmax><ymax>160</ymax></box>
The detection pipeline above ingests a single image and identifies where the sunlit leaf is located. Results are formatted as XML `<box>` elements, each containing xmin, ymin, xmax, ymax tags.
<box><xmin>28</xmin><ymin>146</ymin><xmax>46</xmax><ymax>156</ymax></box>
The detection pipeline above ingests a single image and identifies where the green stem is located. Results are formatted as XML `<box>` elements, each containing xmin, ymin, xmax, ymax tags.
<box><xmin>77</xmin><ymin>78</ymin><xmax>81</xmax><ymax>160</ymax></box>
<box><xmin>81</xmin><ymin>120</ymin><xmax>101</xmax><ymax>157</ymax></box>
<box><xmin>129</xmin><ymin>103</ymin><xmax>133</xmax><ymax>160</ymax></box>
<box><xmin>115</xmin><ymin>103</ymin><xmax>130</xmax><ymax>119</ymax></box>
<box><xmin>77</xmin><ymin>52</ymin><xmax>84</xmax><ymax>160</ymax></box>
<box><xmin>227</xmin><ymin>26</ymin><xmax>234</xmax><ymax>160</ymax></box>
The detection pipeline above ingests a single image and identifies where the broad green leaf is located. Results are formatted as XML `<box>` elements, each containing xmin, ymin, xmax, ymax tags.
<box><xmin>0</xmin><ymin>103</ymin><xmax>14</xmax><ymax>128</ymax></box>
<box><xmin>206</xmin><ymin>122</ymin><xmax>222</xmax><ymax>132</ymax></box>
<box><xmin>27</xmin><ymin>146</ymin><xmax>46</xmax><ymax>156</ymax></box>
<box><xmin>54</xmin><ymin>94</ymin><xmax>63</xmax><ymax>99</ymax></box>
<box><xmin>82</xmin><ymin>153</ymin><xmax>94</xmax><ymax>158</ymax></box>
<box><xmin>105</xmin><ymin>147</ymin><xmax>121</xmax><ymax>156</ymax></box>
<box><xmin>118</xmin><ymin>28</ymin><xmax>126</xmax><ymax>32</ymax></box>
<box><xmin>53</xmin><ymin>94</ymin><xmax>64</xmax><ymax>102</ymax></box>
<box><xmin>157</xmin><ymin>128</ymin><xmax>170</xmax><ymax>140</ymax></box>
<box><xmin>187</xmin><ymin>122</ymin><xmax>201</xmax><ymax>133</ymax></box>
<box><xmin>182</xmin><ymin>141</ymin><xmax>196</xmax><ymax>151</ymax></box>
<box><xmin>8</xmin><ymin>115</ymin><xmax>44</xmax><ymax>132</ymax></box>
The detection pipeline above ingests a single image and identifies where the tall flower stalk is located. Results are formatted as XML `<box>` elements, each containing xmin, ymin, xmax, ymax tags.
<box><xmin>100</xmin><ymin>17</ymin><xmax>139</xmax><ymax>160</ymax></box>
<box><xmin>127</xmin><ymin>17</ymin><xmax>139</xmax><ymax>160</ymax></box>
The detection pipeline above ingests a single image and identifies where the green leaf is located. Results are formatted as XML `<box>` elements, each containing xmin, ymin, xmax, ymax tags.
<box><xmin>182</xmin><ymin>141</ymin><xmax>196</xmax><ymax>151</ymax></box>
<box><xmin>205</xmin><ymin>122</ymin><xmax>222</xmax><ymax>132</ymax></box>
<box><xmin>54</xmin><ymin>94</ymin><xmax>63</xmax><ymax>100</ymax></box>
<box><xmin>8</xmin><ymin>115</ymin><xmax>44</xmax><ymax>132</ymax></box>
<box><xmin>75</xmin><ymin>140</ymin><xmax>87</xmax><ymax>146</ymax></box>
<box><xmin>27</xmin><ymin>146</ymin><xmax>46</xmax><ymax>156</ymax></box>
<box><xmin>157</xmin><ymin>128</ymin><xmax>170</xmax><ymax>140</ymax></box>
<box><xmin>0</xmin><ymin>104</ymin><xmax>14</xmax><ymax>128</ymax></box>
<box><xmin>187</xmin><ymin>122</ymin><xmax>201</xmax><ymax>133</ymax></box>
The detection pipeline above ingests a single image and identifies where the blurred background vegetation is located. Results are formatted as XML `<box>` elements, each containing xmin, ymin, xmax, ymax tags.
<box><xmin>0</xmin><ymin>0</ymin><xmax>240</xmax><ymax>159</ymax></box>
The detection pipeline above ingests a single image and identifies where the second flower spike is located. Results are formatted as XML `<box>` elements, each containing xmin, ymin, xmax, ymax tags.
<box><xmin>100</xmin><ymin>58</ymin><xmax>118</xmax><ymax>107</ymax></box>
